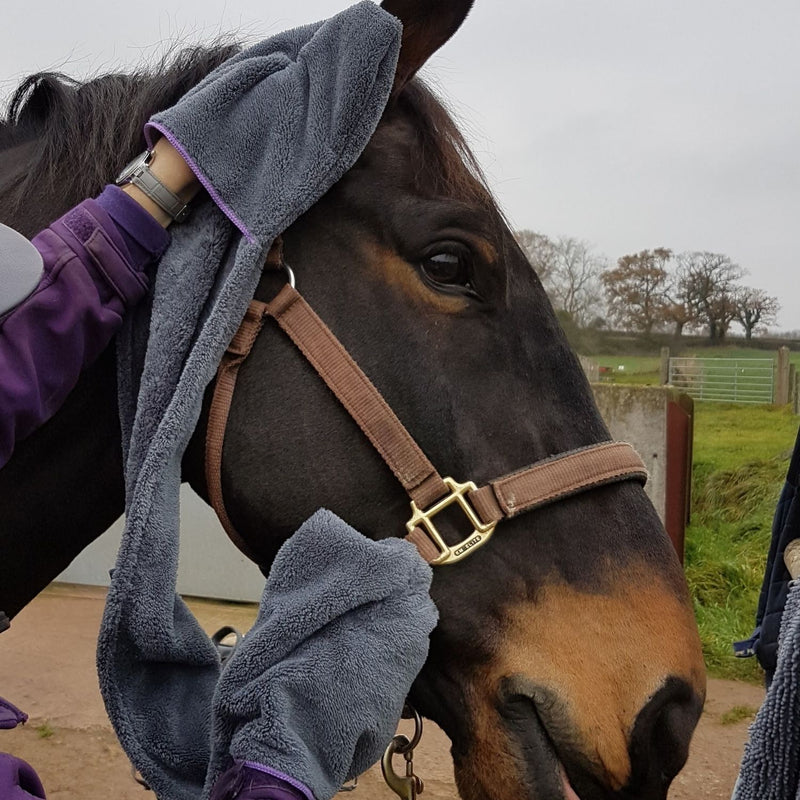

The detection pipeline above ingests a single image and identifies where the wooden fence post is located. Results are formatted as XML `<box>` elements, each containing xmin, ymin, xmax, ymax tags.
<box><xmin>794</xmin><ymin>371</ymin><xmax>800</xmax><ymax>415</ymax></box>
<box><xmin>660</xmin><ymin>347</ymin><xmax>670</xmax><ymax>385</ymax></box>
<box><xmin>776</xmin><ymin>347</ymin><xmax>791</xmax><ymax>405</ymax></box>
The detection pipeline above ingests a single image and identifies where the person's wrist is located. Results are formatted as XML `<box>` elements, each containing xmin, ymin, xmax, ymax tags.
<box><xmin>120</xmin><ymin>140</ymin><xmax>200</xmax><ymax>228</ymax></box>
<box><xmin>147</xmin><ymin>137</ymin><xmax>199</xmax><ymax>198</ymax></box>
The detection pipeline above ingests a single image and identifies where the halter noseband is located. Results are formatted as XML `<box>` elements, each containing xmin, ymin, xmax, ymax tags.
<box><xmin>205</xmin><ymin>242</ymin><xmax>648</xmax><ymax>566</ymax></box>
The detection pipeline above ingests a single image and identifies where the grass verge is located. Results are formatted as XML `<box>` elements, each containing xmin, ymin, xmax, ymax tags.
<box><xmin>684</xmin><ymin>402</ymin><xmax>798</xmax><ymax>682</ymax></box>
<box><xmin>720</xmin><ymin>705</ymin><xmax>758</xmax><ymax>725</ymax></box>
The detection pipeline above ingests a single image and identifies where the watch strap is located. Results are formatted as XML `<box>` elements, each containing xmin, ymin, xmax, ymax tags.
<box><xmin>129</xmin><ymin>163</ymin><xmax>191</xmax><ymax>223</ymax></box>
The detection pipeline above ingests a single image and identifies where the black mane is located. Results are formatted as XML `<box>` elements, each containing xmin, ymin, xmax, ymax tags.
<box><xmin>0</xmin><ymin>44</ymin><xmax>239</xmax><ymax>232</ymax></box>
<box><xmin>0</xmin><ymin>40</ymin><xmax>492</xmax><ymax>236</ymax></box>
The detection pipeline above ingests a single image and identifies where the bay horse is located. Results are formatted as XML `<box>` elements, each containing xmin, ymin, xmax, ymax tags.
<box><xmin>0</xmin><ymin>1</ymin><xmax>706</xmax><ymax>798</ymax></box>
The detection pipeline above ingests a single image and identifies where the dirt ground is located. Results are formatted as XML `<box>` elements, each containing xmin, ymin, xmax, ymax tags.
<box><xmin>0</xmin><ymin>584</ymin><xmax>764</xmax><ymax>800</ymax></box>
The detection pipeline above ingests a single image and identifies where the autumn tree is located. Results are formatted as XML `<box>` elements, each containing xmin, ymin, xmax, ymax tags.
<box><xmin>734</xmin><ymin>287</ymin><xmax>780</xmax><ymax>340</ymax></box>
<box><xmin>601</xmin><ymin>248</ymin><xmax>672</xmax><ymax>333</ymax></box>
<box><xmin>663</xmin><ymin>298</ymin><xmax>696</xmax><ymax>338</ymax></box>
<box><xmin>662</xmin><ymin>258</ymin><xmax>698</xmax><ymax>336</ymax></box>
<box><xmin>676</xmin><ymin>252</ymin><xmax>743</xmax><ymax>342</ymax></box>
<box><xmin>517</xmin><ymin>233</ymin><xmax>780</xmax><ymax>342</ymax></box>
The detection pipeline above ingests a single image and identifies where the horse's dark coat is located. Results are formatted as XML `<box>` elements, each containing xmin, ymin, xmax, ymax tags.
<box><xmin>0</xmin><ymin>3</ymin><xmax>706</xmax><ymax>796</ymax></box>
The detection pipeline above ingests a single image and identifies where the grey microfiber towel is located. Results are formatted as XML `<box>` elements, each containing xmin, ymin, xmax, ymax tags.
<box><xmin>96</xmin><ymin>6</ymin><xmax>415</xmax><ymax>800</ymax></box>
<box><xmin>733</xmin><ymin>578</ymin><xmax>800</xmax><ymax>799</ymax></box>
<box><xmin>206</xmin><ymin>510</ymin><xmax>437</xmax><ymax>800</ymax></box>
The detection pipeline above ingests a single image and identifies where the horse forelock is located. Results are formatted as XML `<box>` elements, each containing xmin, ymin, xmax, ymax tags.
<box><xmin>392</xmin><ymin>81</ymin><xmax>496</xmax><ymax>214</ymax></box>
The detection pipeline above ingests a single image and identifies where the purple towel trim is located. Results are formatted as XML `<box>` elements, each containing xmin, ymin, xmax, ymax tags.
<box><xmin>144</xmin><ymin>121</ymin><xmax>256</xmax><ymax>244</ymax></box>
<box><xmin>240</xmin><ymin>763</ymin><xmax>315</xmax><ymax>800</ymax></box>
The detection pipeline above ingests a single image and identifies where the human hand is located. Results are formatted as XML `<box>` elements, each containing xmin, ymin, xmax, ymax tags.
<box><xmin>207</xmin><ymin>510</ymin><xmax>437</xmax><ymax>800</ymax></box>
<box><xmin>143</xmin><ymin>1</ymin><xmax>400</xmax><ymax>243</ymax></box>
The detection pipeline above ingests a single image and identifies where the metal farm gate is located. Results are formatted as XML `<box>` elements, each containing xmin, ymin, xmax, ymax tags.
<box><xmin>668</xmin><ymin>357</ymin><xmax>774</xmax><ymax>404</ymax></box>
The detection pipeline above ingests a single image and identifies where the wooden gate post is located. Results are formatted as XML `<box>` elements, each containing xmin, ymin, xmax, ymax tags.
<box><xmin>776</xmin><ymin>347</ymin><xmax>791</xmax><ymax>405</ymax></box>
<box><xmin>660</xmin><ymin>347</ymin><xmax>670</xmax><ymax>385</ymax></box>
<box><xmin>666</xmin><ymin>393</ymin><xmax>693</xmax><ymax>563</ymax></box>
<box><xmin>794</xmin><ymin>371</ymin><xmax>800</xmax><ymax>415</ymax></box>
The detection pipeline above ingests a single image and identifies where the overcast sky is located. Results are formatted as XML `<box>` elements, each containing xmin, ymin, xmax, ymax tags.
<box><xmin>3</xmin><ymin>1</ymin><xmax>798</xmax><ymax>330</ymax></box>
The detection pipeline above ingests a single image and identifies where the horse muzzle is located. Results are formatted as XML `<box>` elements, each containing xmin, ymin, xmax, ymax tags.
<box><xmin>490</xmin><ymin>675</ymin><xmax>703</xmax><ymax>800</ymax></box>
<box><xmin>436</xmin><ymin>568</ymin><xmax>706</xmax><ymax>800</ymax></box>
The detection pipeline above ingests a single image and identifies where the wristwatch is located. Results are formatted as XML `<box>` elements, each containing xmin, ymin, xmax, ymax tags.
<box><xmin>115</xmin><ymin>150</ymin><xmax>191</xmax><ymax>223</ymax></box>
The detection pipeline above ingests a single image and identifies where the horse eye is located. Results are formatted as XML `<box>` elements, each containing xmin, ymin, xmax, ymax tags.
<box><xmin>420</xmin><ymin>252</ymin><xmax>472</xmax><ymax>289</ymax></box>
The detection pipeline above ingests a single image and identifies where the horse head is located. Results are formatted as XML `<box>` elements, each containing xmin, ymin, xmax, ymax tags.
<box><xmin>182</xmin><ymin>2</ymin><xmax>706</xmax><ymax>798</ymax></box>
<box><xmin>0</xmin><ymin>1</ymin><xmax>705</xmax><ymax>797</ymax></box>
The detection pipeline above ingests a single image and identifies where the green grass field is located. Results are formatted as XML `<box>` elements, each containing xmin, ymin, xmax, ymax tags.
<box><xmin>594</xmin><ymin>347</ymin><xmax>800</xmax><ymax>682</ymax></box>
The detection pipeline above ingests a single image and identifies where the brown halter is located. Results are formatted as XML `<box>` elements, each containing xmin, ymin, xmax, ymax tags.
<box><xmin>205</xmin><ymin>241</ymin><xmax>648</xmax><ymax>566</ymax></box>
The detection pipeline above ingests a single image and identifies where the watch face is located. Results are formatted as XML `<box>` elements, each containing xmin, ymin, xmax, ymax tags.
<box><xmin>115</xmin><ymin>151</ymin><xmax>151</xmax><ymax>185</ymax></box>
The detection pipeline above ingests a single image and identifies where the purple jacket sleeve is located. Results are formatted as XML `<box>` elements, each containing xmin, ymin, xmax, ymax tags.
<box><xmin>0</xmin><ymin>187</ymin><xmax>169</xmax><ymax>469</ymax></box>
<box><xmin>0</xmin><ymin>753</ymin><xmax>46</xmax><ymax>800</ymax></box>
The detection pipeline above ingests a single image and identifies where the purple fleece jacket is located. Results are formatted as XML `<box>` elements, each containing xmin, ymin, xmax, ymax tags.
<box><xmin>0</xmin><ymin>186</ymin><xmax>168</xmax><ymax>469</ymax></box>
<box><xmin>0</xmin><ymin>189</ymin><xmax>311</xmax><ymax>800</ymax></box>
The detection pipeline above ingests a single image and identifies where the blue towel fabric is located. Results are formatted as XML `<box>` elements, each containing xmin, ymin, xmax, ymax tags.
<box><xmin>734</xmin><ymin>578</ymin><xmax>800</xmax><ymax>799</ymax></box>
<box><xmin>94</xmin><ymin>6</ymin><xmax>431</xmax><ymax>800</ymax></box>
<box><xmin>734</xmin><ymin>424</ymin><xmax>800</xmax><ymax>681</ymax></box>
<box><xmin>732</xmin><ymin>426</ymin><xmax>800</xmax><ymax>799</ymax></box>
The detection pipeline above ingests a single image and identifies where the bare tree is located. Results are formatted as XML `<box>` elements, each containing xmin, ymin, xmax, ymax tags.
<box><xmin>601</xmin><ymin>248</ymin><xmax>672</xmax><ymax>333</ymax></box>
<box><xmin>676</xmin><ymin>252</ymin><xmax>743</xmax><ymax>342</ymax></box>
<box><xmin>548</xmin><ymin>236</ymin><xmax>605</xmax><ymax>327</ymax></box>
<box><xmin>514</xmin><ymin>230</ymin><xmax>558</xmax><ymax>285</ymax></box>
<box><xmin>734</xmin><ymin>287</ymin><xmax>780</xmax><ymax>340</ymax></box>
<box><xmin>515</xmin><ymin>231</ymin><xmax>605</xmax><ymax>327</ymax></box>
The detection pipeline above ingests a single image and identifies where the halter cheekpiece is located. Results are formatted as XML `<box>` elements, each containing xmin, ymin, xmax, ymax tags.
<box><xmin>206</xmin><ymin>239</ymin><xmax>648</xmax><ymax>565</ymax></box>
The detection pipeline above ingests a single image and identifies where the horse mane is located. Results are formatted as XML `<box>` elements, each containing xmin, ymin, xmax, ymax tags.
<box><xmin>396</xmin><ymin>80</ymin><xmax>493</xmax><ymax>212</ymax></box>
<box><xmin>0</xmin><ymin>43</ymin><xmax>240</xmax><ymax>223</ymax></box>
<box><xmin>0</xmin><ymin>40</ymin><xmax>493</xmax><ymax>231</ymax></box>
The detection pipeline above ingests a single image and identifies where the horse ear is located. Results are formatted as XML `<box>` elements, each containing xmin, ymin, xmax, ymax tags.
<box><xmin>381</xmin><ymin>0</ymin><xmax>474</xmax><ymax>94</ymax></box>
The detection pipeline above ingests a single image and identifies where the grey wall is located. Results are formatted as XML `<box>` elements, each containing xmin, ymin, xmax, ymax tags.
<box><xmin>591</xmin><ymin>384</ymin><xmax>672</xmax><ymax>523</ymax></box>
<box><xmin>57</xmin><ymin>485</ymin><xmax>266</xmax><ymax>602</ymax></box>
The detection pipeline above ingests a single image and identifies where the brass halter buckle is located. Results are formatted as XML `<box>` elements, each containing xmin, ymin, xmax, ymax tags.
<box><xmin>406</xmin><ymin>477</ymin><xmax>497</xmax><ymax>566</ymax></box>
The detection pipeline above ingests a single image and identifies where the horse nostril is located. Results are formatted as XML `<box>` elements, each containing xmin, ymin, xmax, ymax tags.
<box><xmin>628</xmin><ymin>677</ymin><xmax>704</xmax><ymax>793</ymax></box>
